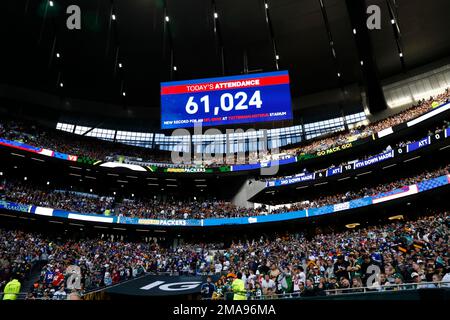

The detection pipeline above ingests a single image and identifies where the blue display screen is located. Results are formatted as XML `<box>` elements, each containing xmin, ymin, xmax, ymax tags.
<box><xmin>160</xmin><ymin>71</ymin><xmax>293</xmax><ymax>129</ymax></box>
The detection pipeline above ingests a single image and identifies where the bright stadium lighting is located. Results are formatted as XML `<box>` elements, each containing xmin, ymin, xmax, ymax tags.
<box><xmin>353</xmin><ymin>28</ymin><xmax>356</xmax><ymax>35</ymax></box>
<box><xmin>131</xmin><ymin>193</ymin><xmax>134</xmax><ymax>197</ymax></box>
<box><xmin>265</xmin><ymin>3</ymin><xmax>268</xmax><ymax>9</ymax></box>
<box><xmin>0</xmin><ymin>172</ymin><xmax>3</xmax><ymax>176</ymax></box>
<box><xmin>337</xmin><ymin>72</ymin><xmax>341</xmax><ymax>77</ymax></box>
<box><xmin>24</xmin><ymin>177</ymin><xmax>27</xmax><ymax>181</ymax></box>
<box><xmin>90</xmin><ymin>189</ymin><xmax>93</xmax><ymax>192</ymax></box>
<box><xmin>399</xmin><ymin>52</ymin><xmax>403</xmax><ymax>57</ymax></box>
<box><xmin>112</xmin><ymin>14</ymin><xmax>116</xmax><ymax>21</ymax></box>
<box><xmin>360</xmin><ymin>60</ymin><xmax>364</xmax><ymax>66</ymax></box>
<box><xmin>56</xmin><ymin>53</ymin><xmax>60</xmax><ymax>58</ymax></box>
<box><xmin>60</xmin><ymin>82</ymin><xmax>64</xmax><ymax>87</ymax></box>
<box><xmin>165</xmin><ymin>16</ymin><xmax>170</xmax><ymax>22</ymax></box>
<box><xmin>47</xmin><ymin>181</ymin><xmax>50</xmax><ymax>185</ymax></box>
<box><xmin>214</xmin><ymin>12</ymin><xmax>218</xmax><ymax>18</ymax></box>
<box><xmin>276</xmin><ymin>55</ymin><xmax>280</xmax><ymax>60</ymax></box>
<box><xmin>122</xmin><ymin>92</ymin><xmax>126</xmax><ymax>96</ymax></box>
<box><xmin>49</xmin><ymin>1</ymin><xmax>54</xmax><ymax>7</ymax></box>
<box><xmin>391</xmin><ymin>19</ymin><xmax>395</xmax><ymax>24</ymax></box>
<box><xmin>173</xmin><ymin>66</ymin><xmax>177</xmax><ymax>71</ymax></box>
<box><xmin>118</xmin><ymin>62</ymin><xmax>122</xmax><ymax>68</ymax></box>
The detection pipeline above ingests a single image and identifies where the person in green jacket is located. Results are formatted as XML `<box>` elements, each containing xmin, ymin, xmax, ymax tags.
<box><xmin>231</xmin><ymin>272</ymin><xmax>247</xmax><ymax>300</ymax></box>
<box><xmin>3</xmin><ymin>278</ymin><xmax>21</xmax><ymax>300</ymax></box>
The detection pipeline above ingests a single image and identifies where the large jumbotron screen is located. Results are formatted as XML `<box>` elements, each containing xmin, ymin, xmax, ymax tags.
<box><xmin>160</xmin><ymin>70</ymin><xmax>293</xmax><ymax>129</ymax></box>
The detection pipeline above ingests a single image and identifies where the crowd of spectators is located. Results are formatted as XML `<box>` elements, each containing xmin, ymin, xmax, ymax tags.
<box><xmin>1</xmin><ymin>210</ymin><xmax>448</xmax><ymax>300</ymax></box>
<box><xmin>1</xmin><ymin>89</ymin><xmax>448</xmax><ymax>167</ymax></box>
<box><xmin>269</xmin><ymin>164</ymin><xmax>449</xmax><ymax>214</ymax></box>
<box><xmin>0</xmin><ymin>121</ymin><xmax>161</xmax><ymax>163</ymax></box>
<box><xmin>278</xmin><ymin>88</ymin><xmax>450</xmax><ymax>159</ymax></box>
<box><xmin>261</xmin><ymin>120</ymin><xmax>449</xmax><ymax>184</ymax></box>
<box><xmin>2</xmin><ymin>183</ymin><xmax>115</xmax><ymax>215</ymax></box>
<box><xmin>0</xmin><ymin>229</ymin><xmax>153</xmax><ymax>299</ymax></box>
<box><xmin>206</xmin><ymin>211</ymin><xmax>449</xmax><ymax>299</ymax></box>
<box><xmin>115</xmin><ymin>198</ymin><xmax>267</xmax><ymax>220</ymax></box>
<box><xmin>2</xmin><ymin>164</ymin><xmax>449</xmax><ymax>220</ymax></box>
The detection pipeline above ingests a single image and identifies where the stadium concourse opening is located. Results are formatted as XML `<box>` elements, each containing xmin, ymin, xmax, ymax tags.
<box><xmin>1</xmin><ymin>0</ymin><xmax>450</xmax><ymax>315</ymax></box>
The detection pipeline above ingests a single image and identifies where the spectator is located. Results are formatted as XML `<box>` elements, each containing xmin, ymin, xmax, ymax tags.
<box><xmin>231</xmin><ymin>272</ymin><xmax>246</xmax><ymax>300</ymax></box>
<box><xmin>334</xmin><ymin>255</ymin><xmax>349</xmax><ymax>281</ymax></box>
<box><xmin>200</xmin><ymin>276</ymin><xmax>216</xmax><ymax>299</ymax></box>
<box><xmin>261</xmin><ymin>274</ymin><xmax>276</xmax><ymax>297</ymax></box>
<box><xmin>52</xmin><ymin>286</ymin><xmax>67</xmax><ymax>300</ymax></box>
<box><xmin>2</xmin><ymin>277</ymin><xmax>21</xmax><ymax>300</ymax></box>
<box><xmin>302</xmin><ymin>279</ymin><xmax>316</xmax><ymax>297</ymax></box>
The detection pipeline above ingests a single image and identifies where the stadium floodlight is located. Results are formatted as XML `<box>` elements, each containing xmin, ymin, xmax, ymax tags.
<box><xmin>112</xmin><ymin>14</ymin><xmax>116</xmax><ymax>21</ymax></box>
<box><xmin>353</xmin><ymin>28</ymin><xmax>356</xmax><ymax>35</ymax></box>
<box><xmin>60</xmin><ymin>82</ymin><xmax>64</xmax><ymax>87</ymax></box>
<box><xmin>276</xmin><ymin>55</ymin><xmax>280</xmax><ymax>60</ymax></box>
<box><xmin>47</xmin><ymin>181</ymin><xmax>50</xmax><ymax>185</ymax></box>
<box><xmin>118</xmin><ymin>62</ymin><xmax>122</xmax><ymax>68</ymax></box>
<box><xmin>391</xmin><ymin>19</ymin><xmax>395</xmax><ymax>24</ymax></box>
<box><xmin>165</xmin><ymin>16</ymin><xmax>170</xmax><ymax>22</ymax></box>
<box><xmin>56</xmin><ymin>53</ymin><xmax>60</xmax><ymax>58</ymax></box>
<box><xmin>122</xmin><ymin>91</ymin><xmax>126</xmax><ymax>96</ymax></box>
<box><xmin>399</xmin><ymin>52</ymin><xmax>403</xmax><ymax>57</ymax></box>
<box><xmin>90</xmin><ymin>189</ymin><xmax>93</xmax><ymax>192</ymax></box>
<box><xmin>24</xmin><ymin>177</ymin><xmax>27</xmax><ymax>181</ymax></box>
<box><xmin>214</xmin><ymin>12</ymin><xmax>218</xmax><ymax>19</ymax></box>
<box><xmin>49</xmin><ymin>1</ymin><xmax>54</xmax><ymax>7</ymax></box>
<box><xmin>0</xmin><ymin>172</ymin><xmax>3</xmax><ymax>176</ymax></box>
<box><xmin>389</xmin><ymin>215</ymin><xmax>404</xmax><ymax>220</ymax></box>
<box><xmin>173</xmin><ymin>66</ymin><xmax>177</xmax><ymax>71</ymax></box>
<box><xmin>131</xmin><ymin>193</ymin><xmax>134</xmax><ymax>197</ymax></box>
<box><xmin>265</xmin><ymin>3</ymin><xmax>268</xmax><ymax>9</ymax></box>
<box><xmin>360</xmin><ymin>60</ymin><xmax>364</xmax><ymax>66</ymax></box>
<box><xmin>337</xmin><ymin>72</ymin><xmax>341</xmax><ymax>77</ymax></box>
<box><xmin>113</xmin><ymin>191</ymin><xmax>116</xmax><ymax>195</ymax></box>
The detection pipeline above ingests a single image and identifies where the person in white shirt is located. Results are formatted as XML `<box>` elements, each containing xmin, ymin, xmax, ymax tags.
<box><xmin>52</xmin><ymin>286</ymin><xmax>67</xmax><ymax>300</ymax></box>
<box><xmin>441</xmin><ymin>268</ymin><xmax>450</xmax><ymax>287</ymax></box>
<box><xmin>261</xmin><ymin>274</ymin><xmax>276</xmax><ymax>296</ymax></box>
<box><xmin>293</xmin><ymin>267</ymin><xmax>305</xmax><ymax>294</ymax></box>
<box><xmin>214</xmin><ymin>261</ymin><xmax>223</xmax><ymax>274</ymax></box>
<box><xmin>247</xmin><ymin>270</ymin><xmax>257</xmax><ymax>288</ymax></box>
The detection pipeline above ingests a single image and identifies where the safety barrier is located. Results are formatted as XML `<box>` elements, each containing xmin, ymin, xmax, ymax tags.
<box><xmin>202</xmin><ymin>281</ymin><xmax>450</xmax><ymax>300</ymax></box>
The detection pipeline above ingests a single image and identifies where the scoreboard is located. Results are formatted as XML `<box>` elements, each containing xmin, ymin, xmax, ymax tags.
<box><xmin>160</xmin><ymin>71</ymin><xmax>293</xmax><ymax>129</ymax></box>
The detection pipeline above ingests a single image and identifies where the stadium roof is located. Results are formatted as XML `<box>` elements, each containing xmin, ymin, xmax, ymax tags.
<box><xmin>1</xmin><ymin>0</ymin><xmax>450</xmax><ymax>111</ymax></box>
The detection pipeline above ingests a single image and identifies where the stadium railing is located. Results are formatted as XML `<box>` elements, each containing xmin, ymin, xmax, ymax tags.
<box><xmin>2</xmin><ymin>281</ymin><xmax>449</xmax><ymax>300</ymax></box>
<box><xmin>202</xmin><ymin>281</ymin><xmax>450</xmax><ymax>300</ymax></box>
